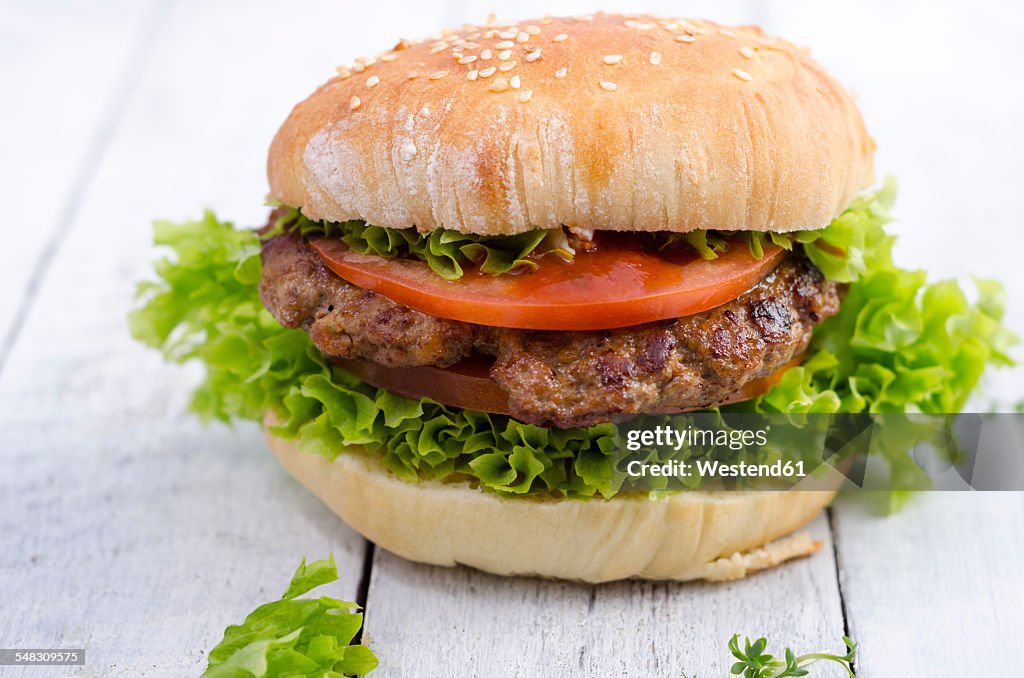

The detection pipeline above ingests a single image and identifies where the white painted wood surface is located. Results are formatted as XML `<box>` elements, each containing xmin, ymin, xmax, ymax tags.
<box><xmin>764</xmin><ymin>3</ymin><xmax>1024</xmax><ymax>675</ymax></box>
<box><xmin>0</xmin><ymin>0</ymin><xmax>448</xmax><ymax>675</ymax></box>
<box><xmin>833</xmin><ymin>493</ymin><xmax>1024</xmax><ymax>675</ymax></box>
<box><xmin>0</xmin><ymin>1</ymin><xmax>1021</xmax><ymax>677</ymax></box>
<box><xmin>0</xmin><ymin>0</ymin><xmax>165</xmax><ymax>363</ymax></box>
<box><xmin>364</xmin><ymin>516</ymin><xmax>847</xmax><ymax>678</ymax></box>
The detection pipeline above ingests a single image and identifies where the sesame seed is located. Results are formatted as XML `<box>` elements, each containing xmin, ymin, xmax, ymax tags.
<box><xmin>380</xmin><ymin>53</ymin><xmax>397</xmax><ymax>62</ymax></box>
<box><xmin>430</xmin><ymin>43</ymin><xmax>448</xmax><ymax>54</ymax></box>
<box><xmin>498</xmin><ymin>30</ymin><xmax>516</xmax><ymax>39</ymax></box>
<box><xmin>429</xmin><ymin>70</ymin><xmax>448</xmax><ymax>80</ymax></box>
<box><xmin>495</xmin><ymin>40</ymin><xmax>515</xmax><ymax>49</ymax></box>
<box><xmin>336</xmin><ymin>66</ymin><xmax>352</xmax><ymax>78</ymax></box>
<box><xmin>525</xmin><ymin>49</ymin><xmax>542</xmax><ymax>62</ymax></box>
<box><xmin>407</xmin><ymin>71</ymin><xmax>419</xmax><ymax>79</ymax></box>
<box><xmin>349</xmin><ymin>96</ymin><xmax>361</xmax><ymax>110</ymax></box>
<box><xmin>599</xmin><ymin>81</ymin><xmax>618</xmax><ymax>91</ymax></box>
<box><xmin>486</xmin><ymin>13</ymin><xmax>497</xmax><ymax>24</ymax></box>
<box><xmin>510</xmin><ymin>74</ymin><xmax>521</xmax><ymax>89</ymax></box>
<box><xmin>526</xmin><ymin>25</ymin><xmax>541</xmax><ymax>35</ymax></box>
<box><xmin>366</xmin><ymin>75</ymin><xmax>380</xmax><ymax>88</ymax></box>
<box><xmin>555</xmin><ymin>67</ymin><xmax>567</xmax><ymax>78</ymax></box>
<box><xmin>552</xmin><ymin>33</ymin><xmax>568</xmax><ymax>42</ymax></box>
<box><xmin>355</xmin><ymin>56</ymin><xmax>376</xmax><ymax>65</ymax></box>
<box><xmin>519</xmin><ymin>89</ymin><xmax>533</xmax><ymax>102</ymax></box>
<box><xmin>740</xmin><ymin>46</ymin><xmax>755</xmax><ymax>59</ymax></box>
<box><xmin>467</xmin><ymin>69</ymin><xmax>479</xmax><ymax>80</ymax></box>
<box><xmin>650</xmin><ymin>51</ymin><xmax>662</xmax><ymax>65</ymax></box>
<box><xmin>603</xmin><ymin>54</ymin><xmax>623</xmax><ymax>65</ymax></box>
<box><xmin>517</xmin><ymin>31</ymin><xmax>530</xmax><ymax>42</ymax></box>
<box><xmin>719</xmin><ymin>28</ymin><xmax>738</xmax><ymax>38</ymax></box>
<box><xmin>675</xmin><ymin>34</ymin><xmax>696</xmax><ymax>43</ymax></box>
<box><xmin>479</xmin><ymin>66</ymin><xmax>497</xmax><ymax>77</ymax></box>
<box><xmin>498</xmin><ymin>49</ymin><xmax>512</xmax><ymax>60</ymax></box>
<box><xmin>489</xmin><ymin>77</ymin><xmax>509</xmax><ymax>92</ymax></box>
<box><xmin>499</xmin><ymin>60</ymin><xmax>517</xmax><ymax>72</ymax></box>
<box><xmin>458</xmin><ymin>54</ymin><xmax>478</xmax><ymax>64</ymax></box>
<box><xmin>353</xmin><ymin>62</ymin><xmax>366</xmax><ymax>73</ymax></box>
<box><xmin>480</xmin><ymin>48</ymin><xmax>493</xmax><ymax>60</ymax></box>
<box><xmin>732</xmin><ymin>68</ymin><xmax>752</xmax><ymax>81</ymax></box>
<box><xmin>451</xmin><ymin>45</ymin><xmax>465</xmax><ymax>53</ymax></box>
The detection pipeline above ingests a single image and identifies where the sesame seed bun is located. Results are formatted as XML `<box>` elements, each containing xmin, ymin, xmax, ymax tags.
<box><xmin>265</xmin><ymin>422</ymin><xmax>836</xmax><ymax>583</ymax></box>
<box><xmin>268</xmin><ymin>13</ymin><xmax>874</xmax><ymax>236</ymax></box>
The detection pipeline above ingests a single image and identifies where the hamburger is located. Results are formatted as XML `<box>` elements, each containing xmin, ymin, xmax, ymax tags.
<box><xmin>131</xmin><ymin>13</ymin><xmax>1012</xmax><ymax>582</ymax></box>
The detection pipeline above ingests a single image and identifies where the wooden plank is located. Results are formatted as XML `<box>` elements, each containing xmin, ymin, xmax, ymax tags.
<box><xmin>760</xmin><ymin>2</ymin><xmax>1024</xmax><ymax>673</ymax></box>
<box><xmin>0</xmin><ymin>0</ymin><xmax>456</xmax><ymax>674</ymax></box>
<box><xmin>363</xmin><ymin>515</ymin><xmax>848</xmax><ymax>678</ymax></box>
<box><xmin>833</xmin><ymin>493</ymin><xmax>1024</xmax><ymax>674</ymax></box>
<box><xmin>0</xmin><ymin>0</ymin><xmax>165</xmax><ymax>363</ymax></box>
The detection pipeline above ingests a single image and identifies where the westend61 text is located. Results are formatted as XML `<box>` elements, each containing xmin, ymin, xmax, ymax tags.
<box><xmin>626</xmin><ymin>459</ymin><xmax>807</xmax><ymax>479</ymax></box>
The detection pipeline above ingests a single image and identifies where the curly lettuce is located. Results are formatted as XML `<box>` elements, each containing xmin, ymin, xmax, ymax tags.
<box><xmin>130</xmin><ymin>185</ymin><xmax>1014</xmax><ymax>499</ymax></box>
<box><xmin>663</xmin><ymin>177</ymin><xmax>897</xmax><ymax>284</ymax></box>
<box><xmin>274</xmin><ymin>179</ymin><xmax>895</xmax><ymax>284</ymax></box>
<box><xmin>202</xmin><ymin>555</ymin><xmax>377</xmax><ymax>678</ymax></box>
<box><xmin>272</xmin><ymin>207</ymin><xmax>574</xmax><ymax>281</ymax></box>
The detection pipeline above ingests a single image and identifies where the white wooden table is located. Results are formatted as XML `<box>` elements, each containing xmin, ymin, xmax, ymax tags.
<box><xmin>1</xmin><ymin>1</ymin><xmax>1022</xmax><ymax>676</ymax></box>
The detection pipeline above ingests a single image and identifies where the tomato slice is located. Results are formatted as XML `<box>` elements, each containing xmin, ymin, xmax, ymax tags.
<box><xmin>335</xmin><ymin>355</ymin><xmax>797</xmax><ymax>420</ymax></box>
<box><xmin>311</xmin><ymin>234</ymin><xmax>784</xmax><ymax>331</ymax></box>
<box><xmin>336</xmin><ymin>354</ymin><xmax>511</xmax><ymax>415</ymax></box>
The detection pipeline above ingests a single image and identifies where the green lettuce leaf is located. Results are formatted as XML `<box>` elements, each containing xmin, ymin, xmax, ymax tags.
<box><xmin>272</xmin><ymin>178</ymin><xmax>894</xmax><ymax>284</ymax></box>
<box><xmin>130</xmin><ymin>185</ymin><xmax>1015</xmax><ymax>499</ymax></box>
<box><xmin>202</xmin><ymin>555</ymin><xmax>377</xmax><ymax>678</ymax></box>
<box><xmin>659</xmin><ymin>176</ymin><xmax>897</xmax><ymax>283</ymax></box>
<box><xmin>272</xmin><ymin>207</ymin><xmax>574</xmax><ymax>281</ymax></box>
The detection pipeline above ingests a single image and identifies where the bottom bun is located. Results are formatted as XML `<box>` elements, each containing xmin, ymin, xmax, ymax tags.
<box><xmin>265</xmin><ymin>427</ymin><xmax>835</xmax><ymax>583</ymax></box>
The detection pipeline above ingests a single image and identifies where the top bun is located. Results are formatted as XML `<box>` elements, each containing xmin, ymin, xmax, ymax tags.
<box><xmin>268</xmin><ymin>13</ymin><xmax>874</xmax><ymax>236</ymax></box>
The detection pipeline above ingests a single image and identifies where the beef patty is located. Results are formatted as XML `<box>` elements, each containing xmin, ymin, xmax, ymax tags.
<box><xmin>260</xmin><ymin>230</ymin><xmax>841</xmax><ymax>427</ymax></box>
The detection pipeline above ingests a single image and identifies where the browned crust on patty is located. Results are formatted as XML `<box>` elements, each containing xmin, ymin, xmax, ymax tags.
<box><xmin>259</xmin><ymin>230</ymin><xmax>840</xmax><ymax>427</ymax></box>
<box><xmin>259</xmin><ymin>231</ymin><xmax>475</xmax><ymax>367</ymax></box>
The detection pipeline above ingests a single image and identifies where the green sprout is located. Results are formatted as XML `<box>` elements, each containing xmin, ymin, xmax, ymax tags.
<box><xmin>682</xmin><ymin>634</ymin><xmax>856</xmax><ymax>678</ymax></box>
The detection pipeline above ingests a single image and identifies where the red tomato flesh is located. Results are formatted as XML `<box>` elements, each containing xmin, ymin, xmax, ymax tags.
<box><xmin>311</xmin><ymin>234</ymin><xmax>784</xmax><ymax>331</ymax></box>
<box><xmin>336</xmin><ymin>355</ymin><xmax>795</xmax><ymax>420</ymax></box>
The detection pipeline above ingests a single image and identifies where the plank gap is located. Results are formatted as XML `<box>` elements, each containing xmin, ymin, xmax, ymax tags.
<box><xmin>353</xmin><ymin>541</ymin><xmax>376</xmax><ymax>645</ymax></box>
<box><xmin>826</xmin><ymin>505</ymin><xmax>855</xmax><ymax>674</ymax></box>
<box><xmin>0</xmin><ymin>0</ymin><xmax>174</xmax><ymax>376</ymax></box>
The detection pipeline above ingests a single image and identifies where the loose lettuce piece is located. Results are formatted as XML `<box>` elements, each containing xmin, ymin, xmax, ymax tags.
<box><xmin>273</xmin><ymin>208</ymin><xmax>573</xmax><ymax>280</ymax></box>
<box><xmin>130</xmin><ymin>185</ymin><xmax>1014</xmax><ymax>499</ymax></box>
<box><xmin>202</xmin><ymin>555</ymin><xmax>377</xmax><ymax>678</ymax></box>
